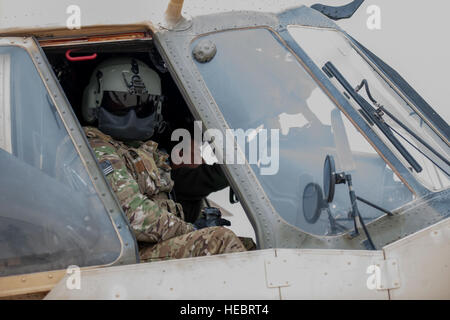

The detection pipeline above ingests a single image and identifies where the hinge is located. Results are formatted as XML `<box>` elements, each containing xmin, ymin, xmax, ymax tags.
<box><xmin>367</xmin><ymin>258</ymin><xmax>401</xmax><ymax>291</ymax></box>
<box><xmin>264</xmin><ymin>257</ymin><xmax>291</xmax><ymax>288</ymax></box>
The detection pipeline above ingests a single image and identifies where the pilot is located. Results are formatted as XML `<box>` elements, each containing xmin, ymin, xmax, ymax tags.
<box><xmin>81</xmin><ymin>57</ymin><xmax>246</xmax><ymax>261</ymax></box>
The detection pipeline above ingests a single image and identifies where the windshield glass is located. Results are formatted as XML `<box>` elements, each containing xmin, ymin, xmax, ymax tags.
<box><xmin>192</xmin><ymin>28</ymin><xmax>413</xmax><ymax>236</ymax></box>
<box><xmin>288</xmin><ymin>26</ymin><xmax>450</xmax><ymax>191</ymax></box>
<box><xmin>0</xmin><ymin>46</ymin><xmax>121</xmax><ymax>276</ymax></box>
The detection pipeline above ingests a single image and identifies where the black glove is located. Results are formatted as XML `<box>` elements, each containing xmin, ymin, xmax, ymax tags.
<box><xmin>193</xmin><ymin>207</ymin><xmax>231</xmax><ymax>230</ymax></box>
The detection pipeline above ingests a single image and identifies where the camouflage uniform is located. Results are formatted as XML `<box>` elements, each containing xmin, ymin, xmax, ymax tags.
<box><xmin>84</xmin><ymin>127</ymin><xmax>246</xmax><ymax>262</ymax></box>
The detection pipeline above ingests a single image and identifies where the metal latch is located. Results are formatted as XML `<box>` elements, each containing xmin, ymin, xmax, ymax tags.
<box><xmin>367</xmin><ymin>258</ymin><xmax>401</xmax><ymax>291</ymax></box>
<box><xmin>264</xmin><ymin>257</ymin><xmax>291</xmax><ymax>288</ymax></box>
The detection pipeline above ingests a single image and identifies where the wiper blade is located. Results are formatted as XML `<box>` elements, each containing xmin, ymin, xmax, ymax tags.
<box><xmin>323</xmin><ymin>61</ymin><xmax>423</xmax><ymax>173</ymax></box>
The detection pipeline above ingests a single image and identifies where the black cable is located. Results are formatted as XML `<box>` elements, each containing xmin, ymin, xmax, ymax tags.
<box><xmin>358</xmin><ymin>78</ymin><xmax>449</xmax><ymax>176</ymax></box>
<box><xmin>386</xmin><ymin>123</ymin><xmax>450</xmax><ymax>177</ymax></box>
<box><xmin>356</xmin><ymin>196</ymin><xmax>393</xmax><ymax>216</ymax></box>
<box><xmin>356</xmin><ymin>207</ymin><xmax>376</xmax><ymax>250</ymax></box>
<box><xmin>355</xmin><ymin>79</ymin><xmax>378</xmax><ymax>105</ymax></box>
<box><xmin>347</xmin><ymin>174</ymin><xmax>376</xmax><ymax>250</ymax></box>
<box><xmin>380</xmin><ymin>106</ymin><xmax>450</xmax><ymax>167</ymax></box>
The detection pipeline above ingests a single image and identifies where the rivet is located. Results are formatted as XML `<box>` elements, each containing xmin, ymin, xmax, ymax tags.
<box><xmin>48</xmin><ymin>274</ymin><xmax>53</xmax><ymax>279</ymax></box>
<box><xmin>21</xmin><ymin>277</ymin><xmax>26</xmax><ymax>282</ymax></box>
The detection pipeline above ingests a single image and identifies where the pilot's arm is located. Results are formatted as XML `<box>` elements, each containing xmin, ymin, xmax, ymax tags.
<box><xmin>86</xmin><ymin>128</ymin><xmax>195</xmax><ymax>243</ymax></box>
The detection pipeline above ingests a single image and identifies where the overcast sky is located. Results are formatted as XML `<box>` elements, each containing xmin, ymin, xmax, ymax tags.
<box><xmin>299</xmin><ymin>0</ymin><xmax>450</xmax><ymax>123</ymax></box>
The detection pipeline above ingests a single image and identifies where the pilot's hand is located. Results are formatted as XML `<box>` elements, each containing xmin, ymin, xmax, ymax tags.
<box><xmin>193</xmin><ymin>207</ymin><xmax>231</xmax><ymax>230</ymax></box>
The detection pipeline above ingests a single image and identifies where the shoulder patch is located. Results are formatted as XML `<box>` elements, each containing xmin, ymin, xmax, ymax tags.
<box><xmin>100</xmin><ymin>160</ymin><xmax>114</xmax><ymax>176</ymax></box>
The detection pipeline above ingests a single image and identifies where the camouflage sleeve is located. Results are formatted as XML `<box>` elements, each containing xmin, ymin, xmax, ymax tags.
<box><xmin>85</xmin><ymin>131</ymin><xmax>195</xmax><ymax>243</ymax></box>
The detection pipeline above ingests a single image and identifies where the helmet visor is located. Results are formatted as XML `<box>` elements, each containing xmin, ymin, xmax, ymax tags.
<box><xmin>100</xmin><ymin>91</ymin><xmax>159</xmax><ymax>118</ymax></box>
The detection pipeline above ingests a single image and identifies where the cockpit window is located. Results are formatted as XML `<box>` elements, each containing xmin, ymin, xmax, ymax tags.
<box><xmin>192</xmin><ymin>28</ymin><xmax>414</xmax><ymax>236</ymax></box>
<box><xmin>287</xmin><ymin>26</ymin><xmax>450</xmax><ymax>191</ymax></box>
<box><xmin>0</xmin><ymin>46</ymin><xmax>121</xmax><ymax>277</ymax></box>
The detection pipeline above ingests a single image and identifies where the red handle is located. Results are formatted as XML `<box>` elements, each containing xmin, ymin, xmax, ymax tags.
<box><xmin>65</xmin><ymin>49</ymin><xmax>97</xmax><ymax>62</ymax></box>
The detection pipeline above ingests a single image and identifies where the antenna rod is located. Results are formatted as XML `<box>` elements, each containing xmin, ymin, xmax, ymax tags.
<box><xmin>165</xmin><ymin>0</ymin><xmax>184</xmax><ymax>23</ymax></box>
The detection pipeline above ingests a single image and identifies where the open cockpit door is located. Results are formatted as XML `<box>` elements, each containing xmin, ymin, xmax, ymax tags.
<box><xmin>0</xmin><ymin>37</ymin><xmax>138</xmax><ymax>298</ymax></box>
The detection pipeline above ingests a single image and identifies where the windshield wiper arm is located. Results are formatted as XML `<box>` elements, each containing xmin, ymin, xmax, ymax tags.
<box><xmin>323</xmin><ymin>61</ymin><xmax>423</xmax><ymax>173</ymax></box>
<box><xmin>355</xmin><ymin>79</ymin><xmax>450</xmax><ymax>172</ymax></box>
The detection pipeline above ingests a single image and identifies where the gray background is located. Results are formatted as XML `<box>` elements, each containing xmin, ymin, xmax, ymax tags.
<box><xmin>301</xmin><ymin>0</ymin><xmax>449</xmax><ymax>122</ymax></box>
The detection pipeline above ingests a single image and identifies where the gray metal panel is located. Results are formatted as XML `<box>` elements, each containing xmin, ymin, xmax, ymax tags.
<box><xmin>275</xmin><ymin>248</ymin><xmax>388</xmax><ymax>299</ymax></box>
<box><xmin>384</xmin><ymin>217</ymin><xmax>450</xmax><ymax>299</ymax></box>
<box><xmin>45</xmin><ymin>250</ymin><xmax>282</xmax><ymax>300</ymax></box>
<box><xmin>46</xmin><ymin>248</ymin><xmax>389</xmax><ymax>300</ymax></box>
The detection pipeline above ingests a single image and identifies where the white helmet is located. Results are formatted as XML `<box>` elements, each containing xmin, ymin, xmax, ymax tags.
<box><xmin>82</xmin><ymin>57</ymin><xmax>164</xmax><ymax>141</ymax></box>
